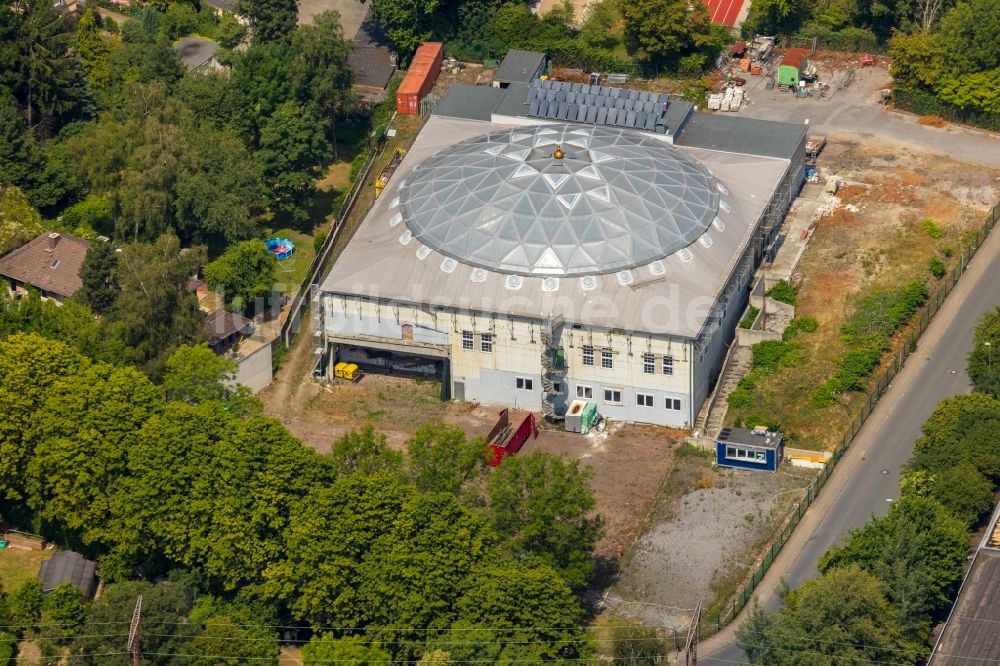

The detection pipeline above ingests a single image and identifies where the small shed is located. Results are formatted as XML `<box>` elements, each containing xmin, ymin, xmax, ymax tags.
<box><xmin>38</xmin><ymin>551</ymin><xmax>97</xmax><ymax>599</ymax></box>
<box><xmin>203</xmin><ymin>309</ymin><xmax>254</xmax><ymax>354</ymax></box>
<box><xmin>716</xmin><ymin>426</ymin><xmax>783</xmax><ymax>472</ymax></box>
<box><xmin>777</xmin><ymin>48</ymin><xmax>810</xmax><ymax>87</ymax></box>
<box><xmin>492</xmin><ymin>50</ymin><xmax>547</xmax><ymax>88</ymax></box>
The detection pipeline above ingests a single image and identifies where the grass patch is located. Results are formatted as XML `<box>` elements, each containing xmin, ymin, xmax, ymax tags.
<box><xmin>739</xmin><ymin>305</ymin><xmax>760</xmax><ymax>329</ymax></box>
<box><xmin>0</xmin><ymin>547</ymin><xmax>52</xmax><ymax>593</ymax></box>
<box><xmin>266</xmin><ymin>228</ymin><xmax>317</xmax><ymax>293</ymax></box>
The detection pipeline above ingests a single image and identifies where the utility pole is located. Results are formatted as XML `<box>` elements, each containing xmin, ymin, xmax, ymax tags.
<box><xmin>685</xmin><ymin>599</ymin><xmax>703</xmax><ymax>666</ymax></box>
<box><xmin>127</xmin><ymin>596</ymin><xmax>142</xmax><ymax>666</ymax></box>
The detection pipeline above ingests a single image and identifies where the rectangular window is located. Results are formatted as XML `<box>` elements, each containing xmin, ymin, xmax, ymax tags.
<box><xmin>603</xmin><ymin>388</ymin><xmax>622</xmax><ymax>404</ymax></box>
<box><xmin>601</xmin><ymin>348</ymin><xmax>613</xmax><ymax>369</ymax></box>
<box><xmin>636</xmin><ymin>393</ymin><xmax>653</xmax><ymax>407</ymax></box>
<box><xmin>480</xmin><ymin>333</ymin><xmax>493</xmax><ymax>352</ymax></box>
<box><xmin>582</xmin><ymin>345</ymin><xmax>594</xmax><ymax>366</ymax></box>
<box><xmin>666</xmin><ymin>398</ymin><xmax>681</xmax><ymax>410</ymax></box>
<box><xmin>516</xmin><ymin>377</ymin><xmax>533</xmax><ymax>391</ymax></box>
<box><xmin>576</xmin><ymin>385</ymin><xmax>593</xmax><ymax>399</ymax></box>
<box><xmin>642</xmin><ymin>353</ymin><xmax>655</xmax><ymax>374</ymax></box>
<box><xmin>461</xmin><ymin>330</ymin><xmax>474</xmax><ymax>350</ymax></box>
<box><xmin>553</xmin><ymin>382</ymin><xmax>562</xmax><ymax>394</ymax></box>
<box><xmin>662</xmin><ymin>355</ymin><xmax>674</xmax><ymax>375</ymax></box>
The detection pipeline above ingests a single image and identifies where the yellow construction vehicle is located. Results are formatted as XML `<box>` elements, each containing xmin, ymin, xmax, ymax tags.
<box><xmin>375</xmin><ymin>148</ymin><xmax>406</xmax><ymax>197</ymax></box>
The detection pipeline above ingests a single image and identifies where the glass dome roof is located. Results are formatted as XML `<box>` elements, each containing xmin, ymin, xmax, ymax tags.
<box><xmin>398</xmin><ymin>124</ymin><xmax>721</xmax><ymax>277</ymax></box>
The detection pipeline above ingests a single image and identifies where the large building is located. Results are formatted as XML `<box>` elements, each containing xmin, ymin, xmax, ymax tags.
<box><xmin>318</xmin><ymin>51</ymin><xmax>806</xmax><ymax>427</ymax></box>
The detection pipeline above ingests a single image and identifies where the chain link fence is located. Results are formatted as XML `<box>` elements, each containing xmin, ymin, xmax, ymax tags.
<box><xmin>699</xmin><ymin>199</ymin><xmax>1000</xmax><ymax>639</ymax></box>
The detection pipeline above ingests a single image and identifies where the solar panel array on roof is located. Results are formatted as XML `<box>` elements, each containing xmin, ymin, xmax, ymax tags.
<box><xmin>526</xmin><ymin>80</ymin><xmax>671</xmax><ymax>134</ymax></box>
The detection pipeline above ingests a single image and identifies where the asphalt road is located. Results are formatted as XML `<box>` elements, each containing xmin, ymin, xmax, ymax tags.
<box><xmin>701</xmin><ymin>226</ymin><xmax>1000</xmax><ymax>664</ymax></box>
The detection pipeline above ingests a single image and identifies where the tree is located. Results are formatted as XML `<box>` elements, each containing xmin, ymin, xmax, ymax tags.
<box><xmin>621</xmin><ymin>0</ymin><xmax>713</xmax><ymax>68</ymax></box>
<box><xmin>203</xmin><ymin>240</ymin><xmax>276</xmax><ymax>313</ymax></box>
<box><xmin>100</xmin><ymin>234</ymin><xmax>207</xmax><ymax>378</ymax></box>
<box><xmin>0</xmin><ymin>333</ymin><xmax>88</xmax><ymax>500</ymax></box>
<box><xmin>62</xmin><ymin>195</ymin><xmax>115</xmax><ymax>237</ymax></box>
<box><xmin>818</xmin><ymin>495</ymin><xmax>968</xmax><ymax>642</ymax></box>
<box><xmin>740</xmin><ymin>0</ymin><xmax>814</xmax><ymax>38</ymax></box>
<box><xmin>77</xmin><ymin>241</ymin><xmax>118</xmax><ymax>315</ymax></box>
<box><xmin>611</xmin><ymin>624</ymin><xmax>668</xmax><ymax>665</ymax></box>
<box><xmin>237</xmin><ymin>0</ymin><xmax>299</xmax><ymax>44</ymax></box>
<box><xmin>187</xmin><ymin>599</ymin><xmax>280</xmax><ymax>665</ymax></box>
<box><xmin>303</xmin><ymin>635</ymin><xmax>391</xmax><ymax>666</ymax></box>
<box><xmin>231</xmin><ymin>42</ymin><xmax>295</xmax><ymax>122</ymax></box>
<box><xmin>910</xmin><ymin>392</ymin><xmax>1000</xmax><ymax>482</ymax></box>
<box><xmin>41</xmin><ymin>581</ymin><xmax>84</xmax><ymax>629</ymax></box>
<box><xmin>370</xmin><ymin>0</ymin><xmax>441</xmax><ymax>57</ymax></box>
<box><xmin>0</xmin><ymin>93</ymin><xmax>71</xmax><ymax>209</ymax></box>
<box><xmin>967</xmin><ymin>306</ymin><xmax>1000</xmax><ymax>395</ymax></box>
<box><xmin>0</xmin><ymin>184</ymin><xmax>43</xmax><ymax>254</ymax></box>
<box><xmin>257</xmin><ymin>100</ymin><xmax>331</xmax><ymax>221</ymax></box>
<box><xmin>936</xmin><ymin>0</ymin><xmax>1000</xmax><ymax>76</ymax></box>
<box><xmin>406</xmin><ymin>422</ymin><xmax>486</xmax><ymax>494</ymax></box>
<box><xmin>0</xmin><ymin>291</ymin><xmax>100</xmax><ymax>354</ymax></box>
<box><xmin>329</xmin><ymin>426</ymin><xmax>404</xmax><ymax>478</ymax></box>
<box><xmin>163</xmin><ymin>343</ymin><xmax>260</xmax><ymax>415</ymax></box>
<box><xmin>737</xmin><ymin>566</ymin><xmax>916</xmax><ymax>665</ymax></box>
<box><xmin>485</xmin><ymin>450</ymin><xmax>603</xmax><ymax>590</ymax></box>
<box><xmin>74</xmin><ymin>9</ymin><xmax>111</xmax><ymax>88</ymax></box>
<box><xmin>290</xmin><ymin>10</ymin><xmax>354</xmax><ymax>118</ymax></box>
<box><xmin>176</xmin><ymin>72</ymin><xmax>253</xmax><ymax>136</ymax></box>
<box><xmin>260</xmin><ymin>472</ymin><xmax>412</xmax><ymax>626</ymax></box>
<box><xmin>71</xmin><ymin>580</ymin><xmax>198</xmax><ymax>666</ymax></box>
<box><xmin>416</xmin><ymin>649</ymin><xmax>453</xmax><ymax>665</ymax></box>
<box><xmin>8</xmin><ymin>579</ymin><xmax>44</xmax><ymax>628</ymax></box>
<box><xmin>916</xmin><ymin>462</ymin><xmax>995</xmax><ymax>527</ymax></box>
<box><xmin>452</xmin><ymin>562</ymin><xmax>591</xmax><ymax>663</ymax></box>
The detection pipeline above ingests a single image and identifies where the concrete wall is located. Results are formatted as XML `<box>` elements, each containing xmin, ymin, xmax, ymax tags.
<box><xmin>736</xmin><ymin>327</ymin><xmax>783</xmax><ymax>346</ymax></box>
<box><xmin>234</xmin><ymin>341</ymin><xmax>273</xmax><ymax>394</ymax></box>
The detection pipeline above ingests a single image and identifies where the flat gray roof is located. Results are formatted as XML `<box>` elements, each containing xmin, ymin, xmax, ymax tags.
<box><xmin>495</xmin><ymin>50</ymin><xmax>546</xmax><ymax>83</ymax></box>
<box><xmin>718</xmin><ymin>427</ymin><xmax>783</xmax><ymax>450</ymax></box>
<box><xmin>676</xmin><ymin>113</ymin><xmax>806</xmax><ymax>160</ymax></box>
<box><xmin>320</xmin><ymin>115</ymin><xmax>789</xmax><ymax>338</ymax></box>
<box><xmin>433</xmin><ymin>84</ymin><xmax>507</xmax><ymax>122</ymax></box>
<box><xmin>174</xmin><ymin>37</ymin><xmax>218</xmax><ymax>71</ymax></box>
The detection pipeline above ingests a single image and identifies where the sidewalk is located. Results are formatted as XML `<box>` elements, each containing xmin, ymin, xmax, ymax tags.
<box><xmin>699</xmin><ymin>210</ymin><xmax>1000</xmax><ymax>658</ymax></box>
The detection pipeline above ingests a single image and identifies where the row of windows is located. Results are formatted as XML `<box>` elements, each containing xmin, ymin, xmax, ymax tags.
<box><xmin>725</xmin><ymin>446</ymin><xmax>767</xmax><ymax>464</ymax></box>
<box><xmin>461</xmin><ymin>331</ymin><xmax>494</xmax><ymax>352</ymax></box>
<box><xmin>582</xmin><ymin>346</ymin><xmax>675</xmax><ymax>375</ymax></box>
<box><xmin>576</xmin><ymin>385</ymin><xmax>683</xmax><ymax>410</ymax></box>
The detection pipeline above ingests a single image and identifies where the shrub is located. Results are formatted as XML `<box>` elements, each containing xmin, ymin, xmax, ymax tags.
<box><xmin>841</xmin><ymin>282</ymin><xmax>928</xmax><ymax>345</ymax></box>
<box><xmin>313</xmin><ymin>229</ymin><xmax>328</xmax><ymax>253</ymax></box>
<box><xmin>61</xmin><ymin>195</ymin><xmax>114</xmax><ymax>237</ymax></box>
<box><xmin>829</xmin><ymin>346</ymin><xmax>882</xmax><ymax>392</ymax></box>
<box><xmin>348</xmin><ymin>153</ymin><xmax>367</xmax><ymax>183</ymax></box>
<box><xmin>783</xmin><ymin>316</ymin><xmax>818</xmax><ymax>341</ymax></box>
<box><xmin>766</xmin><ymin>280</ymin><xmax>799</xmax><ymax>305</ymax></box>
<box><xmin>810</xmin><ymin>382</ymin><xmax>837</xmax><ymax>407</ymax></box>
<box><xmin>751</xmin><ymin>340</ymin><xmax>797</xmax><ymax>373</ymax></box>
<box><xmin>920</xmin><ymin>218</ymin><xmax>943</xmax><ymax>239</ymax></box>
<box><xmin>739</xmin><ymin>305</ymin><xmax>760</xmax><ymax>329</ymax></box>
<box><xmin>737</xmin><ymin>375</ymin><xmax>756</xmax><ymax>391</ymax></box>
<box><xmin>928</xmin><ymin>257</ymin><xmax>945</xmax><ymax>278</ymax></box>
<box><xmin>727</xmin><ymin>387</ymin><xmax>754</xmax><ymax>409</ymax></box>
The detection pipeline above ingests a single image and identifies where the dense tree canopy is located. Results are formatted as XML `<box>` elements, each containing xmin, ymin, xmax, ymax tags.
<box><xmin>966</xmin><ymin>306</ymin><xmax>1000</xmax><ymax>394</ymax></box>
<box><xmin>204</xmin><ymin>239</ymin><xmax>277</xmax><ymax>312</ymax></box>
<box><xmin>237</xmin><ymin>0</ymin><xmax>299</xmax><ymax>44</ymax></box>
<box><xmin>620</xmin><ymin>0</ymin><xmax>714</xmax><ymax>68</ymax></box>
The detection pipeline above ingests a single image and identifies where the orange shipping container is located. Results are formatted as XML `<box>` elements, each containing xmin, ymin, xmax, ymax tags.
<box><xmin>396</xmin><ymin>42</ymin><xmax>444</xmax><ymax>115</ymax></box>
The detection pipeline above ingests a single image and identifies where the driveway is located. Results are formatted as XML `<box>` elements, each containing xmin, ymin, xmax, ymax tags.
<box><xmin>700</xmin><ymin>205</ymin><xmax>1000</xmax><ymax>663</ymax></box>
<box><xmin>736</xmin><ymin>66</ymin><xmax>1000</xmax><ymax>169</ymax></box>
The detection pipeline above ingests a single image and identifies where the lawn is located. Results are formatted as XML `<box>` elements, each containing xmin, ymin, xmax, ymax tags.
<box><xmin>0</xmin><ymin>547</ymin><xmax>51</xmax><ymax>593</ymax></box>
<box><xmin>267</xmin><ymin>228</ymin><xmax>317</xmax><ymax>294</ymax></box>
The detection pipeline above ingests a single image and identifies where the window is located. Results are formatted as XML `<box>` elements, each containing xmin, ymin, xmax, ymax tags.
<box><xmin>666</xmin><ymin>398</ymin><xmax>681</xmax><ymax>410</ymax></box>
<box><xmin>601</xmin><ymin>348</ymin><xmax>613</xmax><ymax>369</ymax></box>
<box><xmin>553</xmin><ymin>382</ymin><xmax>562</xmax><ymax>394</ymax></box>
<box><xmin>603</xmin><ymin>388</ymin><xmax>622</xmax><ymax>404</ymax></box>
<box><xmin>480</xmin><ymin>333</ymin><xmax>493</xmax><ymax>352</ymax></box>
<box><xmin>516</xmin><ymin>377</ymin><xmax>533</xmax><ymax>391</ymax></box>
<box><xmin>662</xmin><ymin>355</ymin><xmax>674</xmax><ymax>375</ymax></box>
<box><xmin>642</xmin><ymin>353</ymin><xmax>655</xmax><ymax>374</ymax></box>
<box><xmin>461</xmin><ymin>330</ymin><xmax>474</xmax><ymax>350</ymax></box>
<box><xmin>636</xmin><ymin>393</ymin><xmax>653</xmax><ymax>407</ymax></box>
<box><xmin>582</xmin><ymin>345</ymin><xmax>594</xmax><ymax>366</ymax></box>
<box><xmin>725</xmin><ymin>446</ymin><xmax>767</xmax><ymax>464</ymax></box>
<box><xmin>576</xmin><ymin>384</ymin><xmax>593</xmax><ymax>399</ymax></box>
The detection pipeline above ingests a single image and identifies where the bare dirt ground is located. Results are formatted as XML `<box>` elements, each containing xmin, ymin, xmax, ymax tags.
<box><xmin>726</xmin><ymin>137</ymin><xmax>1000</xmax><ymax>450</ymax></box>
<box><xmin>298</xmin><ymin>0</ymin><xmax>368</xmax><ymax>37</ymax></box>
<box><xmin>603</xmin><ymin>452</ymin><xmax>815</xmax><ymax>630</ymax></box>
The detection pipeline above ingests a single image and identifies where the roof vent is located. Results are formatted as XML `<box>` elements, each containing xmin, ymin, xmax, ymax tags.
<box><xmin>441</xmin><ymin>257</ymin><xmax>458</xmax><ymax>273</ymax></box>
<box><xmin>389</xmin><ymin>212</ymin><xmax>403</xmax><ymax>227</ymax></box>
<box><xmin>484</xmin><ymin>144</ymin><xmax>505</xmax><ymax>156</ymax></box>
<box><xmin>719</xmin><ymin>200</ymin><xmax>731</xmax><ymax>214</ymax></box>
<box><xmin>698</xmin><ymin>234</ymin><xmax>714</xmax><ymax>249</ymax></box>
<box><xmin>389</xmin><ymin>197</ymin><xmax>400</xmax><ymax>209</ymax></box>
<box><xmin>616</xmin><ymin>270</ymin><xmax>634</xmax><ymax>286</ymax></box>
<box><xmin>580</xmin><ymin>275</ymin><xmax>598</xmax><ymax>291</ymax></box>
<box><xmin>556</xmin><ymin>193</ymin><xmax>581</xmax><ymax>210</ymax></box>
<box><xmin>505</xmin><ymin>275</ymin><xmax>523</xmax><ymax>290</ymax></box>
<box><xmin>397</xmin><ymin>180</ymin><xmax>406</xmax><ymax>191</ymax></box>
<box><xmin>577</xmin><ymin>165</ymin><xmax>601</xmax><ymax>181</ymax></box>
<box><xmin>416</xmin><ymin>245</ymin><xmax>431</xmax><ymax>260</ymax></box>
<box><xmin>716</xmin><ymin>182</ymin><xmax>729</xmax><ymax>195</ymax></box>
<box><xmin>471</xmin><ymin>268</ymin><xmax>488</xmax><ymax>283</ymax></box>
<box><xmin>512</xmin><ymin>163</ymin><xmax>538</xmax><ymax>179</ymax></box>
<box><xmin>542</xmin><ymin>277</ymin><xmax>560</xmax><ymax>292</ymax></box>
<box><xmin>677</xmin><ymin>248</ymin><xmax>694</xmax><ymax>263</ymax></box>
<box><xmin>511</xmin><ymin>132</ymin><xmax>531</xmax><ymax>142</ymax></box>
<box><xmin>399</xmin><ymin>230</ymin><xmax>413</xmax><ymax>245</ymax></box>
<box><xmin>506</xmin><ymin>148</ymin><xmax>530</xmax><ymax>161</ymax></box>
<box><xmin>543</xmin><ymin>173</ymin><xmax>569</xmax><ymax>191</ymax></box>
<box><xmin>648</xmin><ymin>260</ymin><xmax>665</xmax><ymax>276</ymax></box>
<box><xmin>712</xmin><ymin>216</ymin><xmax>726</xmax><ymax>232</ymax></box>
